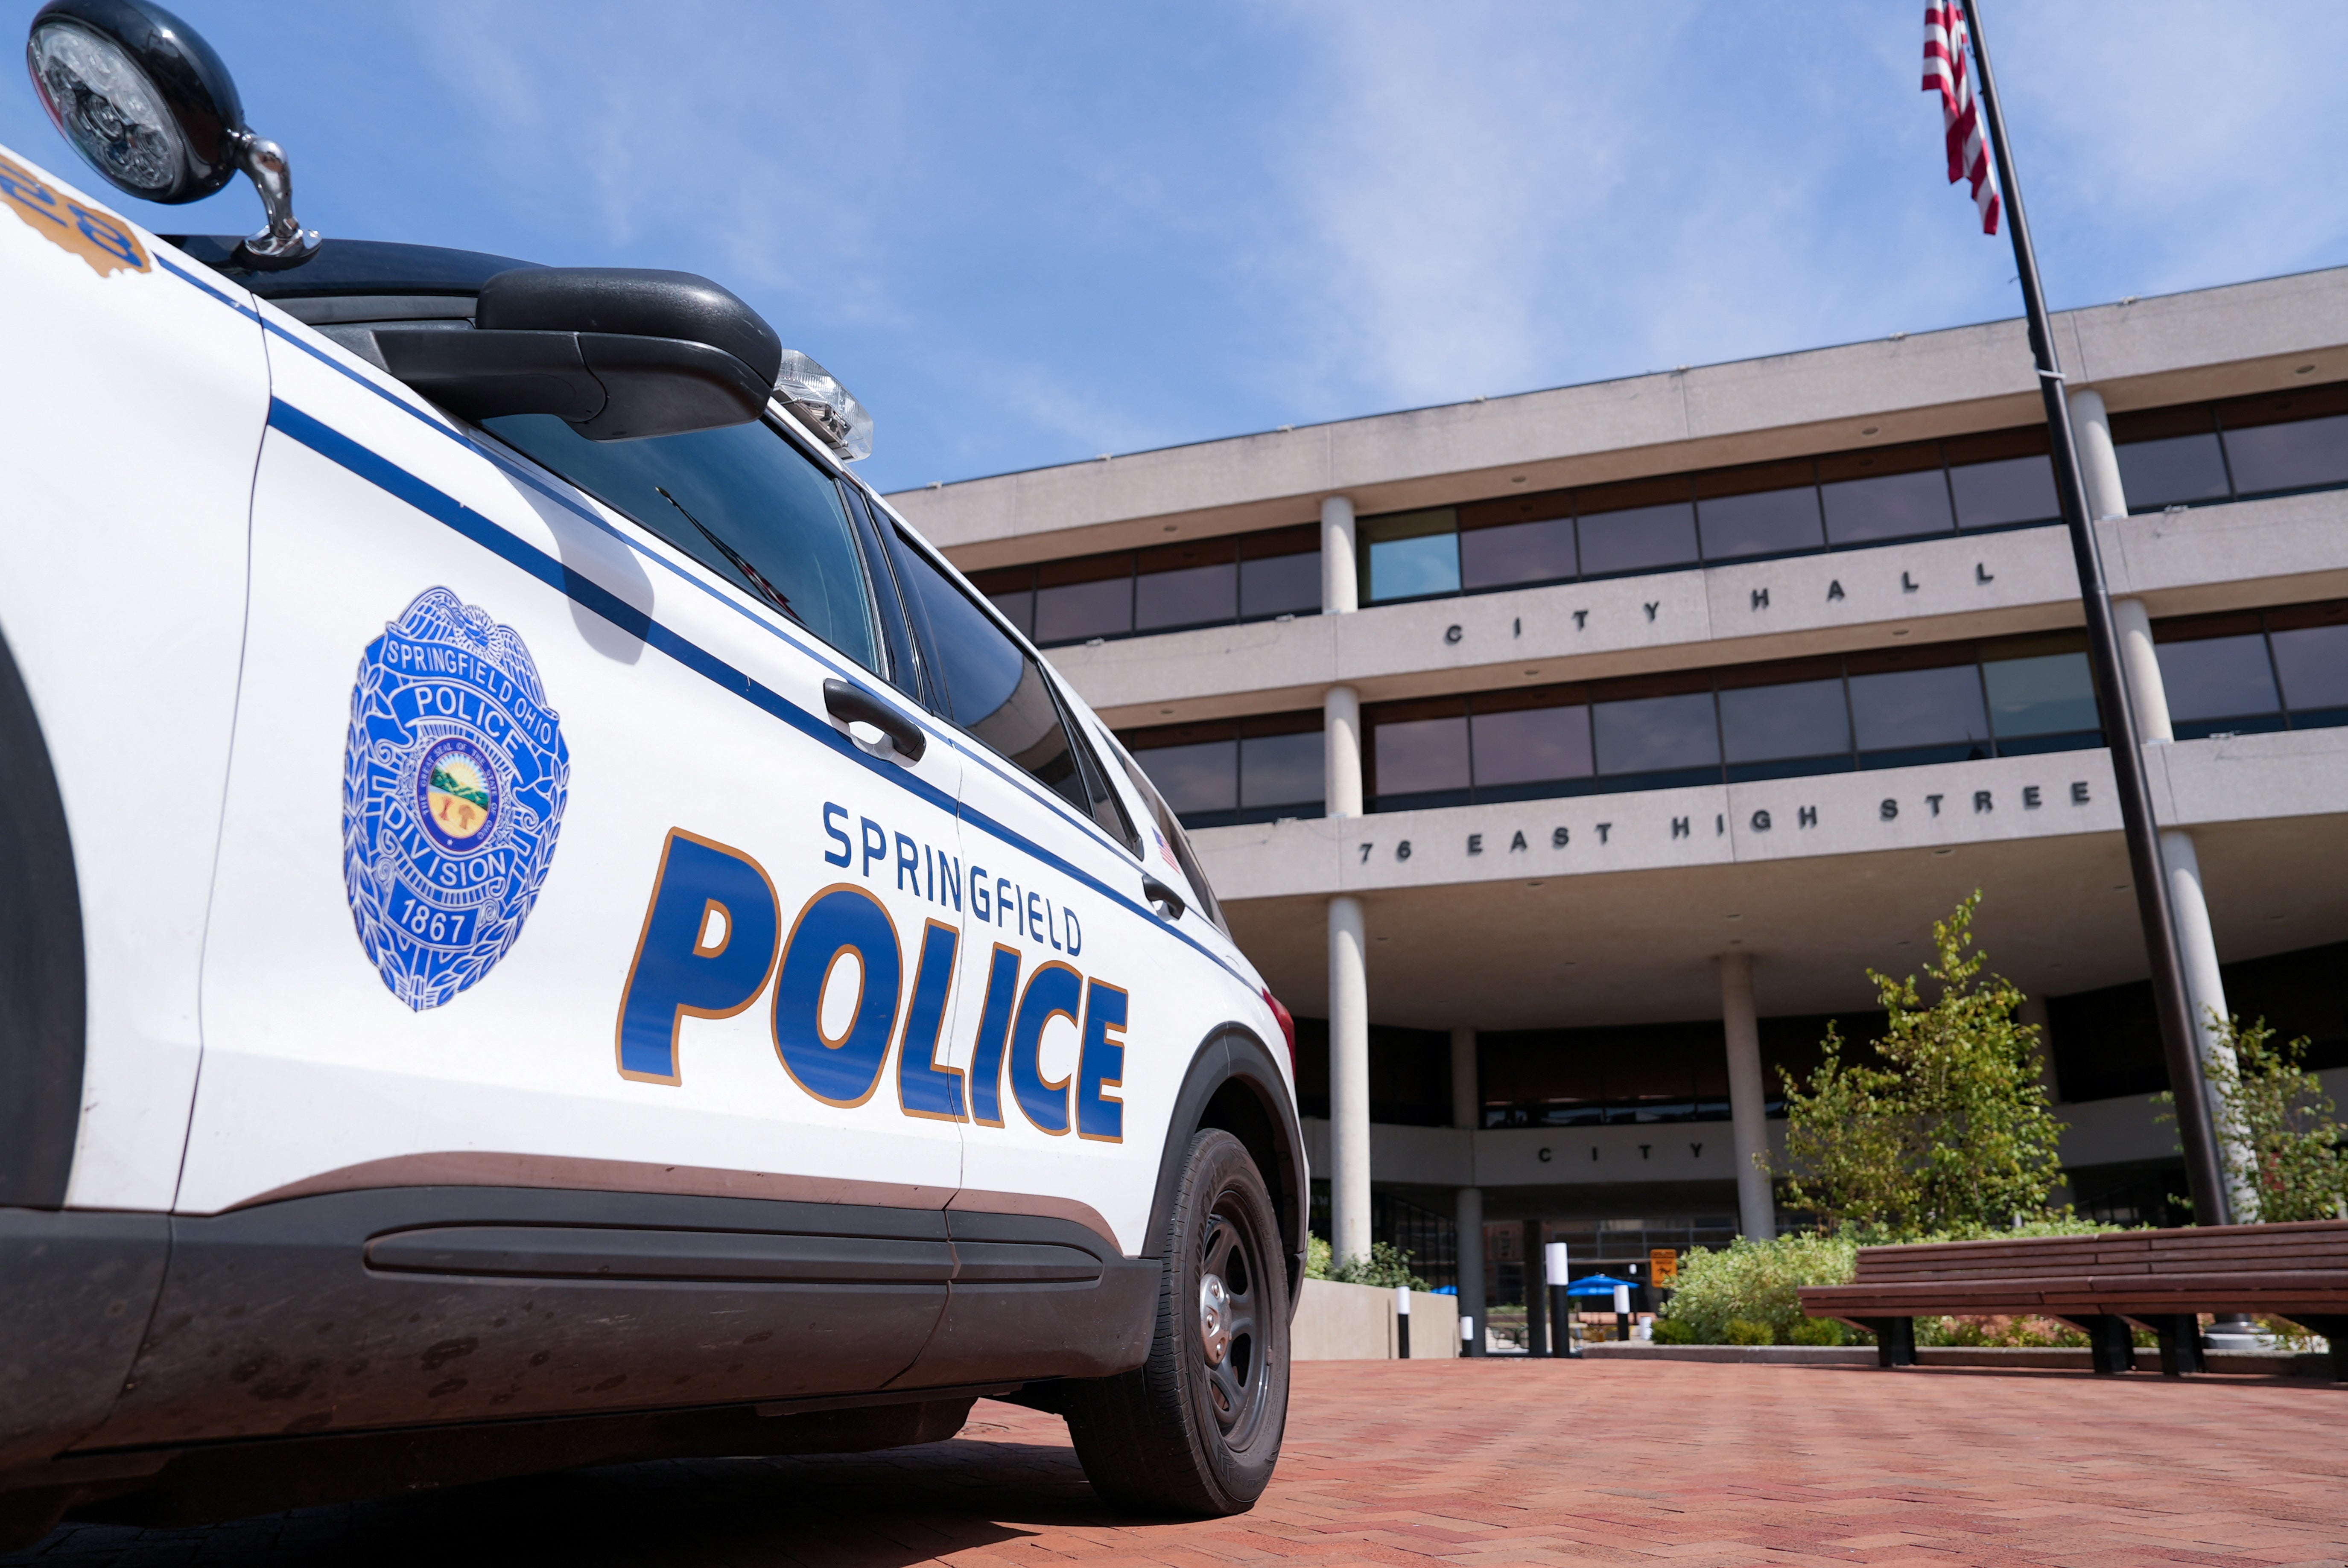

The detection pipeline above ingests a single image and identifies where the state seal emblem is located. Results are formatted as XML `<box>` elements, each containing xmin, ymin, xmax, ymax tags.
<box><xmin>342</xmin><ymin>588</ymin><xmax>571</xmax><ymax>1010</ymax></box>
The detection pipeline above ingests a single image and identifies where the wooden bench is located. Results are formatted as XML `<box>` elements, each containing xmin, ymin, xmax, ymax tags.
<box><xmin>1799</xmin><ymin>1219</ymin><xmax>2348</xmax><ymax>1377</ymax></box>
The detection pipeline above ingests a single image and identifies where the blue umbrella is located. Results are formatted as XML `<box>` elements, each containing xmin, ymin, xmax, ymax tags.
<box><xmin>1565</xmin><ymin>1274</ymin><xmax>1641</xmax><ymax>1297</ymax></box>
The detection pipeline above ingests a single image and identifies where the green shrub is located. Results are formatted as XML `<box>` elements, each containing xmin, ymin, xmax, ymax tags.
<box><xmin>1650</xmin><ymin>1314</ymin><xmax>1697</xmax><ymax>1345</ymax></box>
<box><xmin>1773</xmin><ymin>893</ymin><xmax>2069</xmax><ymax>1236</ymax></box>
<box><xmin>1723</xmin><ymin>1317</ymin><xmax>1774</xmax><ymax>1345</ymax></box>
<box><xmin>1787</xmin><ymin>1316</ymin><xmax>1849</xmax><ymax>1346</ymax></box>
<box><xmin>1656</xmin><ymin>1231</ymin><xmax>1860</xmax><ymax>1344</ymax></box>
<box><xmin>1304</xmin><ymin>1236</ymin><xmax>1428</xmax><ymax>1290</ymax></box>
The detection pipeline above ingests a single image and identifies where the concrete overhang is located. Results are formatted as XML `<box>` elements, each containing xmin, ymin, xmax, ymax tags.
<box><xmin>1203</xmin><ymin>732</ymin><xmax>2348</xmax><ymax>1032</ymax></box>
<box><xmin>887</xmin><ymin>267</ymin><xmax>2348</xmax><ymax>571</ymax></box>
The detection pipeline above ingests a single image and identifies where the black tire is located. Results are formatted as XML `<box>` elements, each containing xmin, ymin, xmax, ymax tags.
<box><xmin>1063</xmin><ymin>1129</ymin><xmax>1290</xmax><ymax>1516</ymax></box>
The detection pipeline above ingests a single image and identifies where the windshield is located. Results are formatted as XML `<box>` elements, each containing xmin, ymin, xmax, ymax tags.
<box><xmin>487</xmin><ymin>414</ymin><xmax>882</xmax><ymax>674</ymax></box>
<box><xmin>1106</xmin><ymin>732</ymin><xmax>1227</xmax><ymax>933</ymax></box>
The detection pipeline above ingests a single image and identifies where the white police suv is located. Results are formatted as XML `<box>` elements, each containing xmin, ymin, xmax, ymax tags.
<box><xmin>0</xmin><ymin>1</ymin><xmax>1303</xmax><ymax>1542</ymax></box>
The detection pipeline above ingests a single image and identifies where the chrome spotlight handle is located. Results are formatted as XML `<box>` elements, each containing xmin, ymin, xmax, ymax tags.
<box><xmin>228</xmin><ymin>129</ymin><xmax>318</xmax><ymax>269</ymax></box>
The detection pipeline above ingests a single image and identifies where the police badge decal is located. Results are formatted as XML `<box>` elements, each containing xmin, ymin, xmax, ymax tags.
<box><xmin>343</xmin><ymin>588</ymin><xmax>571</xmax><ymax>1010</ymax></box>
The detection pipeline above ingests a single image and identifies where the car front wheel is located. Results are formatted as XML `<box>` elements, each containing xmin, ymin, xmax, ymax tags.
<box><xmin>1063</xmin><ymin>1128</ymin><xmax>1290</xmax><ymax>1516</ymax></box>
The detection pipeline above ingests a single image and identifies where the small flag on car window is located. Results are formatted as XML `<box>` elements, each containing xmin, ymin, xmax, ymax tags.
<box><xmin>1924</xmin><ymin>2</ymin><xmax>2001</xmax><ymax>235</ymax></box>
<box><xmin>1153</xmin><ymin>827</ymin><xmax>1181</xmax><ymax>871</ymax></box>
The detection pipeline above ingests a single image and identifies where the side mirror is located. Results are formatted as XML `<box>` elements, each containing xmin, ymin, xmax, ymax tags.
<box><xmin>373</xmin><ymin>268</ymin><xmax>788</xmax><ymax>443</ymax></box>
<box><xmin>26</xmin><ymin>0</ymin><xmax>318</xmax><ymax>267</ymax></box>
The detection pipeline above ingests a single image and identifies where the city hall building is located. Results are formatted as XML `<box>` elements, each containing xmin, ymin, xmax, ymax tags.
<box><xmin>889</xmin><ymin>267</ymin><xmax>2348</xmax><ymax>1344</ymax></box>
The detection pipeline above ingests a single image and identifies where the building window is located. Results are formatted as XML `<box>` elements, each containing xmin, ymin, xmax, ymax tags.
<box><xmin>2153</xmin><ymin>600</ymin><xmax>2348</xmax><ymax>737</ymax></box>
<box><xmin>1697</xmin><ymin>460</ymin><xmax>1822</xmax><ymax>561</ymax></box>
<box><xmin>970</xmin><ymin>529</ymin><xmax>1322</xmax><ymax>648</ymax></box>
<box><xmin>1360</xmin><ymin>507</ymin><xmax>1461</xmax><ymax>602</ymax></box>
<box><xmin>1458</xmin><ymin>493</ymin><xmax>1577</xmax><ymax>591</ymax></box>
<box><xmin>1120</xmin><ymin>711</ymin><xmax>1326</xmax><ymax>829</ymax></box>
<box><xmin>2048</xmin><ymin>939</ymin><xmax>2348</xmax><ymax>1102</ymax></box>
<box><xmin>1718</xmin><ymin>662</ymin><xmax>1852</xmax><ymax>782</ymax></box>
<box><xmin>1358</xmin><ymin>632</ymin><xmax>2114</xmax><ymax>810</ymax></box>
<box><xmin>1567</xmin><ymin>475</ymin><xmax>1702</xmax><ymax>579</ymax></box>
<box><xmin>1818</xmin><ymin>442</ymin><xmax>1956</xmax><ymax>545</ymax></box>
<box><xmin>968</xmin><ymin>382</ymin><xmax>2348</xmax><ymax>639</ymax></box>
<box><xmin>1476</xmin><ymin>1014</ymin><xmax>1870</xmax><ymax>1128</ymax></box>
<box><xmin>1589</xmin><ymin>678</ymin><xmax>1720</xmax><ymax>792</ymax></box>
<box><xmin>1946</xmin><ymin>427</ymin><xmax>2060</xmax><ymax>528</ymax></box>
<box><xmin>1240</xmin><ymin>525</ymin><xmax>1323</xmax><ymax>618</ymax></box>
<box><xmin>2213</xmin><ymin>382</ymin><xmax>2348</xmax><ymax>498</ymax></box>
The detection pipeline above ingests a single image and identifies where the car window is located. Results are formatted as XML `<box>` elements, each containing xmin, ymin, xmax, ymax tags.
<box><xmin>486</xmin><ymin>413</ymin><xmax>883</xmax><ymax>676</ymax></box>
<box><xmin>888</xmin><ymin>530</ymin><xmax>1136</xmax><ymax>847</ymax></box>
<box><xmin>1106</xmin><ymin>732</ymin><xmax>1228</xmax><ymax>933</ymax></box>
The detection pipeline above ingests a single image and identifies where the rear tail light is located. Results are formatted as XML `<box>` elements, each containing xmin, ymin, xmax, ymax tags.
<box><xmin>1261</xmin><ymin>988</ymin><xmax>1296</xmax><ymax>1075</ymax></box>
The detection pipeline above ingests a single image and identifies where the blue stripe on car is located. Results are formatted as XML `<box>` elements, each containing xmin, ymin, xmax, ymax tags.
<box><xmin>265</xmin><ymin>397</ymin><xmax>1253</xmax><ymax>990</ymax></box>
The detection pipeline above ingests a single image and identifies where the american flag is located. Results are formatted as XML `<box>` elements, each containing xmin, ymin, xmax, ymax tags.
<box><xmin>1923</xmin><ymin>1</ymin><xmax>2001</xmax><ymax>235</ymax></box>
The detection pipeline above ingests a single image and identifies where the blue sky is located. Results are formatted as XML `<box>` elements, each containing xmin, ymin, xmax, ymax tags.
<box><xmin>7</xmin><ymin>2</ymin><xmax>2344</xmax><ymax>494</ymax></box>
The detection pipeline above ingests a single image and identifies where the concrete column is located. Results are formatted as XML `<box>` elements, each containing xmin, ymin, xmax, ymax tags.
<box><xmin>2161</xmin><ymin>828</ymin><xmax>2257</xmax><ymax>1221</ymax></box>
<box><xmin>1327</xmin><ymin>894</ymin><xmax>1372</xmax><ymax>1265</ymax></box>
<box><xmin>1522</xmin><ymin>1218</ymin><xmax>1547</xmax><ymax>1355</ymax></box>
<box><xmin>2111</xmin><ymin>597</ymin><xmax>2174</xmax><ymax>743</ymax></box>
<box><xmin>1321</xmin><ymin>495</ymin><xmax>1358</xmax><ymax>615</ymax></box>
<box><xmin>1454</xmin><ymin>1184</ymin><xmax>1485</xmax><ymax>1356</ymax></box>
<box><xmin>2068</xmin><ymin>387</ymin><xmax>2128</xmax><ymax>524</ymax></box>
<box><xmin>2074</xmin><ymin>387</ymin><xmax>2250</xmax><ymax>1213</ymax></box>
<box><xmin>1449</xmin><ymin>1026</ymin><xmax>1478</xmax><ymax>1131</ymax></box>
<box><xmin>1719</xmin><ymin>951</ymin><xmax>1775</xmax><ymax>1241</ymax></box>
<box><xmin>1324</xmin><ymin>684</ymin><xmax>1363</xmax><ymax>819</ymax></box>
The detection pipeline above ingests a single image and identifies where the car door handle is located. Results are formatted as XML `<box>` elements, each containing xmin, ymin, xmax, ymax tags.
<box><xmin>1141</xmin><ymin>874</ymin><xmax>1186</xmax><ymax>920</ymax></box>
<box><xmin>823</xmin><ymin>678</ymin><xmax>926</xmax><ymax>762</ymax></box>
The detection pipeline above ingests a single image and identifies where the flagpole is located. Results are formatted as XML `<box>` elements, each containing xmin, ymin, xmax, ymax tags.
<box><xmin>1958</xmin><ymin>0</ymin><xmax>2231</xmax><ymax>1227</ymax></box>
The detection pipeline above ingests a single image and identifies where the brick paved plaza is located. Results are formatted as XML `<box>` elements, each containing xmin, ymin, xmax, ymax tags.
<box><xmin>10</xmin><ymin>1360</ymin><xmax>2346</xmax><ymax>1566</ymax></box>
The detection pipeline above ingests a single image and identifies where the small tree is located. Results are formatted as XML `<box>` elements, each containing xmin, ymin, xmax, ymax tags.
<box><xmin>1774</xmin><ymin>892</ymin><xmax>2068</xmax><ymax>1237</ymax></box>
<box><xmin>2199</xmin><ymin>1015</ymin><xmax>2348</xmax><ymax>1224</ymax></box>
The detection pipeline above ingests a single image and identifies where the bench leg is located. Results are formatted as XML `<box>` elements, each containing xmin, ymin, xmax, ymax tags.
<box><xmin>2283</xmin><ymin>1315</ymin><xmax>2348</xmax><ymax>1382</ymax></box>
<box><xmin>2142</xmin><ymin>1315</ymin><xmax>2204</xmax><ymax>1377</ymax></box>
<box><xmin>1862</xmin><ymin>1317</ymin><xmax>1915</xmax><ymax>1368</ymax></box>
<box><xmin>2058</xmin><ymin>1315</ymin><xmax>2135</xmax><ymax>1374</ymax></box>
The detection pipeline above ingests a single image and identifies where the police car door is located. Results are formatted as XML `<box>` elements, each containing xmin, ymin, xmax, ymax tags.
<box><xmin>880</xmin><ymin>526</ymin><xmax>1200</xmax><ymax>1258</ymax></box>
<box><xmin>182</xmin><ymin>326</ymin><xmax>967</xmax><ymax>1419</ymax></box>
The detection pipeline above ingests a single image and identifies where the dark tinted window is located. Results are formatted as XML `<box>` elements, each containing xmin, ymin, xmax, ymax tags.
<box><xmin>1817</xmin><ymin>445</ymin><xmax>1953</xmax><ymax>545</ymax></box>
<box><xmin>1374</xmin><ymin>712</ymin><xmax>1471</xmax><ymax>801</ymax></box>
<box><xmin>488</xmin><ymin>414</ymin><xmax>880</xmax><ymax>674</ymax></box>
<box><xmin>1034</xmin><ymin>556</ymin><xmax>1132</xmax><ymax>644</ymax></box>
<box><xmin>892</xmin><ymin>538</ymin><xmax>1125</xmax><ymax>839</ymax></box>
<box><xmin>2219</xmin><ymin>384</ymin><xmax>2348</xmax><ymax>496</ymax></box>
<box><xmin>2272</xmin><ymin>616</ymin><xmax>2348</xmax><ymax>717</ymax></box>
<box><xmin>1239</xmin><ymin>527</ymin><xmax>1322</xmax><ymax>618</ymax></box>
<box><xmin>1241</xmin><ymin>729</ymin><xmax>1325</xmax><ymax>810</ymax></box>
<box><xmin>1946</xmin><ymin>428</ymin><xmax>2059</xmax><ymax>528</ymax></box>
<box><xmin>1471</xmin><ymin>704</ymin><xmax>1592</xmax><ymax>789</ymax></box>
<box><xmin>2113</xmin><ymin>407</ymin><xmax>2230</xmax><ymax>510</ymax></box>
<box><xmin>2155</xmin><ymin>620</ymin><xmax>2281</xmax><ymax>728</ymax></box>
<box><xmin>1592</xmin><ymin>688</ymin><xmax>1719</xmax><ymax>778</ymax></box>
<box><xmin>1718</xmin><ymin>675</ymin><xmax>1849</xmax><ymax>767</ymax></box>
<box><xmin>1121</xmin><ymin>712</ymin><xmax>1325</xmax><ymax>827</ymax></box>
<box><xmin>1135</xmin><ymin>539</ymin><xmax>1238</xmax><ymax>631</ymax></box>
<box><xmin>1847</xmin><ymin>658</ymin><xmax>1990</xmax><ymax>760</ymax></box>
<box><xmin>1577</xmin><ymin>477</ymin><xmax>1698</xmax><ymax>576</ymax></box>
<box><xmin>969</xmin><ymin>565</ymin><xmax>1035</xmax><ymax>637</ymax></box>
<box><xmin>1132</xmin><ymin>737</ymin><xmax>1238</xmax><ymax>820</ymax></box>
<box><xmin>1981</xmin><ymin>645</ymin><xmax>2098</xmax><ymax>739</ymax></box>
<box><xmin>1697</xmin><ymin>461</ymin><xmax>1822</xmax><ymax>560</ymax></box>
